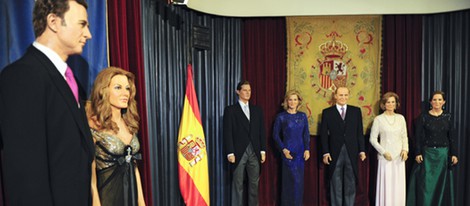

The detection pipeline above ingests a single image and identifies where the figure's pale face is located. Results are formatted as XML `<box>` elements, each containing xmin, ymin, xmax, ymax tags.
<box><xmin>385</xmin><ymin>96</ymin><xmax>396</xmax><ymax>112</ymax></box>
<box><xmin>287</xmin><ymin>94</ymin><xmax>299</xmax><ymax>110</ymax></box>
<box><xmin>55</xmin><ymin>1</ymin><xmax>92</xmax><ymax>56</ymax></box>
<box><xmin>109</xmin><ymin>75</ymin><xmax>130</xmax><ymax>111</ymax></box>
<box><xmin>236</xmin><ymin>84</ymin><xmax>251</xmax><ymax>103</ymax></box>
<box><xmin>335</xmin><ymin>87</ymin><xmax>349</xmax><ymax>106</ymax></box>
<box><xmin>430</xmin><ymin>94</ymin><xmax>445</xmax><ymax>110</ymax></box>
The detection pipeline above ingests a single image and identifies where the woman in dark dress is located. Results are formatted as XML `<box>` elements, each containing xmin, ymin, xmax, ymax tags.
<box><xmin>407</xmin><ymin>91</ymin><xmax>458</xmax><ymax>206</ymax></box>
<box><xmin>273</xmin><ymin>90</ymin><xmax>310</xmax><ymax>206</ymax></box>
<box><xmin>87</xmin><ymin>67</ymin><xmax>146</xmax><ymax>206</ymax></box>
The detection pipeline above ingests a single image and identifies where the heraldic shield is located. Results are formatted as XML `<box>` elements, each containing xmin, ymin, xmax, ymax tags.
<box><xmin>179</xmin><ymin>134</ymin><xmax>207</xmax><ymax>167</ymax></box>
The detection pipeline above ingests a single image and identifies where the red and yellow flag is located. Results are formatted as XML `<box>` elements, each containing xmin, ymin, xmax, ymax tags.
<box><xmin>177</xmin><ymin>64</ymin><xmax>210</xmax><ymax>206</ymax></box>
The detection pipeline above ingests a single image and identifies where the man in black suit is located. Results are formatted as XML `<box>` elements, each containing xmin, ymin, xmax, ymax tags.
<box><xmin>224</xmin><ymin>80</ymin><xmax>266</xmax><ymax>206</ymax></box>
<box><xmin>320</xmin><ymin>86</ymin><xmax>366</xmax><ymax>206</ymax></box>
<box><xmin>0</xmin><ymin>0</ymin><xmax>94</xmax><ymax>205</ymax></box>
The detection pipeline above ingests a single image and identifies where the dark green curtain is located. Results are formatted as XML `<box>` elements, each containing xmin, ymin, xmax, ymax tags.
<box><xmin>141</xmin><ymin>1</ymin><xmax>242</xmax><ymax>205</ymax></box>
<box><xmin>421</xmin><ymin>9</ymin><xmax>470</xmax><ymax>206</ymax></box>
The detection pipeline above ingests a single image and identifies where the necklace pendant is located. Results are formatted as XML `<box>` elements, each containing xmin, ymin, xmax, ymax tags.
<box><xmin>125</xmin><ymin>147</ymin><xmax>132</xmax><ymax>163</ymax></box>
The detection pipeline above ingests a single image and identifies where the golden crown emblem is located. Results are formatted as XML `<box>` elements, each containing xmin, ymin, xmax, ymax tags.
<box><xmin>319</xmin><ymin>32</ymin><xmax>348</xmax><ymax>59</ymax></box>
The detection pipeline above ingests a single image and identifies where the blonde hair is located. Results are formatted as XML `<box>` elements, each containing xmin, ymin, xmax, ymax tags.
<box><xmin>379</xmin><ymin>92</ymin><xmax>400</xmax><ymax>110</ymax></box>
<box><xmin>86</xmin><ymin>67</ymin><xmax>140</xmax><ymax>134</ymax></box>
<box><xmin>281</xmin><ymin>90</ymin><xmax>303</xmax><ymax>110</ymax></box>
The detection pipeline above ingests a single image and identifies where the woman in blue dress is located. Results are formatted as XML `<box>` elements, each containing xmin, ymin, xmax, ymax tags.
<box><xmin>273</xmin><ymin>90</ymin><xmax>311</xmax><ymax>206</ymax></box>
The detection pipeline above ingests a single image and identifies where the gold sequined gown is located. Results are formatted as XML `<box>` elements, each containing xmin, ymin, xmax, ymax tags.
<box><xmin>91</xmin><ymin>129</ymin><xmax>141</xmax><ymax>206</ymax></box>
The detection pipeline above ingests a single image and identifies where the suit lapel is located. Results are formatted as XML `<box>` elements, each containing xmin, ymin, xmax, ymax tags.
<box><xmin>330</xmin><ymin>106</ymin><xmax>346</xmax><ymax>130</ymax></box>
<box><xmin>332</xmin><ymin>106</ymin><xmax>344</xmax><ymax>122</ymax></box>
<box><xmin>236</xmin><ymin>104</ymin><xmax>250</xmax><ymax>131</ymax></box>
<box><xmin>342</xmin><ymin>105</ymin><xmax>349</xmax><ymax>130</ymax></box>
<box><xmin>31</xmin><ymin>47</ymin><xmax>93</xmax><ymax>153</ymax></box>
<box><xmin>336</xmin><ymin>107</ymin><xmax>343</xmax><ymax>121</ymax></box>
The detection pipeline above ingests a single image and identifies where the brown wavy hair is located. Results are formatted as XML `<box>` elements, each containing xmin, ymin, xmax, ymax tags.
<box><xmin>86</xmin><ymin>67</ymin><xmax>140</xmax><ymax>135</ymax></box>
<box><xmin>380</xmin><ymin>92</ymin><xmax>400</xmax><ymax>110</ymax></box>
<box><xmin>33</xmin><ymin>0</ymin><xmax>88</xmax><ymax>37</ymax></box>
<box><xmin>281</xmin><ymin>90</ymin><xmax>303</xmax><ymax>110</ymax></box>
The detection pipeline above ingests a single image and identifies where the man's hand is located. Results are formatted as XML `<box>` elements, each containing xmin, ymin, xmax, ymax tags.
<box><xmin>227</xmin><ymin>155</ymin><xmax>236</xmax><ymax>163</ymax></box>
<box><xmin>261</xmin><ymin>153</ymin><xmax>266</xmax><ymax>163</ymax></box>
<box><xmin>323</xmin><ymin>154</ymin><xmax>332</xmax><ymax>165</ymax></box>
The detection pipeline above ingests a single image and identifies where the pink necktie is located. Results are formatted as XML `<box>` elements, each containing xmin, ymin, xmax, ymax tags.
<box><xmin>65</xmin><ymin>66</ymin><xmax>79</xmax><ymax>103</ymax></box>
<box><xmin>341</xmin><ymin>107</ymin><xmax>345</xmax><ymax>120</ymax></box>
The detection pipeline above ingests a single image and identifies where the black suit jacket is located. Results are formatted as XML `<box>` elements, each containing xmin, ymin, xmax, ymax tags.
<box><xmin>320</xmin><ymin>105</ymin><xmax>365</xmax><ymax>181</ymax></box>
<box><xmin>223</xmin><ymin>102</ymin><xmax>266</xmax><ymax>168</ymax></box>
<box><xmin>0</xmin><ymin>46</ymin><xmax>95</xmax><ymax>205</ymax></box>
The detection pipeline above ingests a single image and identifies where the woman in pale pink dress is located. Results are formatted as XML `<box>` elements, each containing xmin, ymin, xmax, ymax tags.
<box><xmin>370</xmin><ymin>92</ymin><xmax>409</xmax><ymax>206</ymax></box>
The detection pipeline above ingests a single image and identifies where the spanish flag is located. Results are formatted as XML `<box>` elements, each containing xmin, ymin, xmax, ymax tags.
<box><xmin>177</xmin><ymin>64</ymin><xmax>210</xmax><ymax>206</ymax></box>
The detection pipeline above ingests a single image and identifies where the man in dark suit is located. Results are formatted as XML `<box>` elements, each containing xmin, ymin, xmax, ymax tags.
<box><xmin>320</xmin><ymin>86</ymin><xmax>366</xmax><ymax>206</ymax></box>
<box><xmin>0</xmin><ymin>0</ymin><xmax>94</xmax><ymax>205</ymax></box>
<box><xmin>224</xmin><ymin>80</ymin><xmax>266</xmax><ymax>206</ymax></box>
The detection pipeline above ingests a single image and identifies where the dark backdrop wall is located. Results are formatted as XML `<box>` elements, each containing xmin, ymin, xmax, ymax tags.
<box><xmin>241</xmin><ymin>18</ymin><xmax>287</xmax><ymax>205</ymax></box>
<box><xmin>421</xmin><ymin>10</ymin><xmax>470</xmax><ymax>206</ymax></box>
<box><xmin>140</xmin><ymin>2</ymin><xmax>470</xmax><ymax>205</ymax></box>
<box><xmin>141</xmin><ymin>0</ymin><xmax>242</xmax><ymax>205</ymax></box>
<box><xmin>2</xmin><ymin>0</ymin><xmax>467</xmax><ymax>205</ymax></box>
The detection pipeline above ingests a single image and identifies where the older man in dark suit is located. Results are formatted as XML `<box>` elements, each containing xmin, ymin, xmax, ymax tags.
<box><xmin>0</xmin><ymin>0</ymin><xmax>94</xmax><ymax>205</ymax></box>
<box><xmin>320</xmin><ymin>86</ymin><xmax>366</xmax><ymax>206</ymax></box>
<box><xmin>224</xmin><ymin>80</ymin><xmax>266</xmax><ymax>206</ymax></box>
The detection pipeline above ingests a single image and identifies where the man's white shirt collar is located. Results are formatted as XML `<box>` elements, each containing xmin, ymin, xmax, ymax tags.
<box><xmin>33</xmin><ymin>41</ymin><xmax>67</xmax><ymax>79</ymax></box>
<box><xmin>336</xmin><ymin>104</ymin><xmax>347</xmax><ymax>113</ymax></box>
<box><xmin>239</xmin><ymin>100</ymin><xmax>249</xmax><ymax>107</ymax></box>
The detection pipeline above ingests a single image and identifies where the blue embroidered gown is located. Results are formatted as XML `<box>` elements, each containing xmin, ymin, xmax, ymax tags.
<box><xmin>273</xmin><ymin>111</ymin><xmax>310</xmax><ymax>206</ymax></box>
